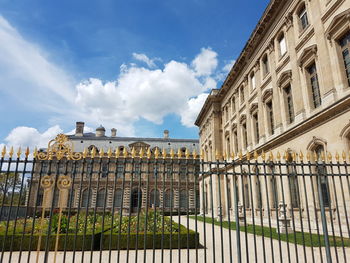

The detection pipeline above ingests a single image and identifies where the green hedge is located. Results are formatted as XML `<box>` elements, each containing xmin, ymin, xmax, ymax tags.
<box><xmin>0</xmin><ymin>226</ymin><xmax>199</xmax><ymax>251</ymax></box>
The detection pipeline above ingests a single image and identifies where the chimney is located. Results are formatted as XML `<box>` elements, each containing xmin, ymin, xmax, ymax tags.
<box><xmin>96</xmin><ymin>125</ymin><xmax>106</xmax><ymax>137</ymax></box>
<box><xmin>75</xmin><ymin>122</ymin><xmax>84</xmax><ymax>137</ymax></box>
<box><xmin>163</xmin><ymin>130</ymin><xmax>169</xmax><ymax>139</ymax></box>
<box><xmin>111</xmin><ymin>128</ymin><xmax>117</xmax><ymax>137</ymax></box>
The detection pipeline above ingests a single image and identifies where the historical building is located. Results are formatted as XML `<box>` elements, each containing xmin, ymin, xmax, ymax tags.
<box><xmin>195</xmin><ymin>0</ymin><xmax>350</xmax><ymax>226</ymax></box>
<box><xmin>29</xmin><ymin>122</ymin><xmax>200</xmax><ymax>214</ymax></box>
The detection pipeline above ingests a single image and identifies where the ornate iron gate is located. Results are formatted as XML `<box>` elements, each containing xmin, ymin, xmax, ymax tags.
<box><xmin>0</xmin><ymin>135</ymin><xmax>349</xmax><ymax>262</ymax></box>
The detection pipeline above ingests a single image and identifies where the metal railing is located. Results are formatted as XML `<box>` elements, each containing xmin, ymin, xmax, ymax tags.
<box><xmin>0</xmin><ymin>136</ymin><xmax>349</xmax><ymax>262</ymax></box>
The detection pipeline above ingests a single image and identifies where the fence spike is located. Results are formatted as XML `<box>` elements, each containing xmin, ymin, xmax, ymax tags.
<box><xmin>83</xmin><ymin>148</ymin><xmax>88</xmax><ymax>158</ymax></box>
<box><xmin>17</xmin><ymin>147</ymin><xmax>22</xmax><ymax>158</ymax></box>
<box><xmin>1</xmin><ymin>146</ymin><xmax>6</xmax><ymax>158</ymax></box>
<box><xmin>299</xmin><ymin>151</ymin><xmax>304</xmax><ymax>161</ymax></box>
<box><xmin>327</xmin><ymin>152</ymin><xmax>332</xmax><ymax>162</ymax></box>
<box><xmin>147</xmin><ymin>148</ymin><xmax>152</xmax><ymax>159</ymax></box>
<box><xmin>231</xmin><ymin>152</ymin><xmax>235</xmax><ymax>160</ymax></box>
<box><xmin>283</xmin><ymin>151</ymin><xmax>288</xmax><ymax>161</ymax></box>
<box><xmin>215</xmin><ymin>150</ymin><xmax>221</xmax><ymax>160</ymax></box>
<box><xmin>269</xmin><ymin>151</ymin><xmax>274</xmax><ymax>161</ymax></box>
<box><xmin>335</xmin><ymin>152</ymin><xmax>340</xmax><ymax>162</ymax></box>
<box><xmin>238</xmin><ymin>151</ymin><xmax>243</xmax><ymax>160</ymax></box>
<box><xmin>292</xmin><ymin>152</ymin><xmax>296</xmax><ymax>162</ymax></box>
<box><xmin>154</xmin><ymin>147</ymin><xmax>160</xmax><ymax>159</ymax></box>
<box><xmin>313</xmin><ymin>151</ymin><xmax>318</xmax><ymax>161</ymax></box>
<box><xmin>91</xmin><ymin>147</ymin><xmax>96</xmax><ymax>158</ymax></box>
<box><xmin>99</xmin><ymin>148</ymin><xmax>105</xmax><ymax>158</ymax></box>
<box><xmin>131</xmin><ymin>147</ymin><xmax>136</xmax><ymax>158</ymax></box>
<box><xmin>200</xmin><ymin>149</ymin><xmax>204</xmax><ymax>160</ymax></box>
<box><xmin>162</xmin><ymin>148</ymin><xmax>167</xmax><ymax>159</ymax></box>
<box><xmin>192</xmin><ymin>149</ymin><xmax>197</xmax><ymax>159</ymax></box>
<box><xmin>33</xmin><ymin>147</ymin><xmax>38</xmax><ymax>158</ymax></box>
<box><xmin>276</xmin><ymin>151</ymin><xmax>281</xmax><ymax>161</ymax></box>
<box><xmin>107</xmin><ymin>148</ymin><xmax>112</xmax><ymax>158</ymax></box>
<box><xmin>170</xmin><ymin>148</ymin><xmax>175</xmax><ymax>159</ymax></box>
<box><xmin>223</xmin><ymin>151</ymin><xmax>227</xmax><ymax>161</ymax></box>
<box><xmin>342</xmin><ymin>151</ymin><xmax>346</xmax><ymax>162</ymax></box>
<box><xmin>253</xmin><ymin>151</ymin><xmax>258</xmax><ymax>160</ymax></box>
<box><xmin>185</xmin><ymin>148</ymin><xmax>190</xmax><ymax>159</ymax></box>
<box><xmin>25</xmin><ymin>147</ymin><xmax>30</xmax><ymax>158</ymax></box>
<box><xmin>115</xmin><ymin>148</ymin><xmax>120</xmax><ymax>158</ymax></box>
<box><xmin>123</xmin><ymin>147</ymin><xmax>128</xmax><ymax>158</ymax></box>
<box><xmin>176</xmin><ymin>148</ymin><xmax>181</xmax><ymax>158</ymax></box>
<box><xmin>306</xmin><ymin>151</ymin><xmax>311</xmax><ymax>162</ymax></box>
<box><xmin>321</xmin><ymin>151</ymin><xmax>325</xmax><ymax>162</ymax></box>
<box><xmin>139</xmin><ymin>148</ymin><xmax>145</xmax><ymax>158</ymax></box>
<box><xmin>9</xmin><ymin>147</ymin><xmax>14</xmax><ymax>158</ymax></box>
<box><xmin>246</xmin><ymin>151</ymin><xmax>251</xmax><ymax>160</ymax></box>
<box><xmin>261</xmin><ymin>150</ymin><xmax>266</xmax><ymax>161</ymax></box>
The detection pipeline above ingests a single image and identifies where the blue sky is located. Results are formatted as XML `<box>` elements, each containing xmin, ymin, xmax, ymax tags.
<box><xmin>0</xmin><ymin>0</ymin><xmax>269</xmax><ymax>149</ymax></box>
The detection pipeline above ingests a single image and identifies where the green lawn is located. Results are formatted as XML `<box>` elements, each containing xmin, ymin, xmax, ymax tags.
<box><xmin>190</xmin><ymin>216</ymin><xmax>350</xmax><ymax>247</ymax></box>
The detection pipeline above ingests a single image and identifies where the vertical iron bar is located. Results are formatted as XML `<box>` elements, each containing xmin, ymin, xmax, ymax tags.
<box><xmin>222</xmin><ymin>159</ymin><xmax>232</xmax><ymax>263</ymax></box>
<box><xmin>135</xmin><ymin>157</ymin><xmax>143</xmax><ymax>263</ymax></box>
<box><xmin>177</xmin><ymin>158</ymin><xmax>181</xmax><ymax>263</ymax></box>
<box><xmin>126</xmin><ymin>156</ymin><xmax>135</xmax><ymax>263</ymax></box>
<box><xmin>169</xmin><ymin>157</ymin><xmax>174</xmax><ymax>263</ymax></box>
<box><xmin>185</xmin><ymin>158</ymin><xmax>190</xmax><ymax>263</ymax></box>
<box><xmin>200</xmin><ymin>159</ymin><xmax>207</xmax><ymax>263</ymax></box>
<box><xmin>336</xmin><ymin>160</ymin><xmax>350</xmax><ymax>239</ymax></box>
<box><xmin>233</xmin><ymin>170</ymin><xmax>241</xmax><ymax>263</ymax></box>
<box><xmin>160</xmin><ymin>157</ymin><xmax>166</xmax><ymax>263</ymax></box>
<box><xmin>108</xmin><ymin>155</ymin><xmax>118</xmax><ymax>263</ymax></box>
<box><xmin>255</xmin><ymin>162</ymin><xmax>266</xmax><ymax>263</ymax></box>
<box><xmin>152</xmin><ymin>159</ymin><xmax>159</xmax><ymax>263</ymax></box>
<box><xmin>216</xmin><ymin>159</ymin><xmax>224</xmax><ymax>263</ymax></box>
<box><xmin>209</xmin><ymin>162</ymin><xmax>216</xmax><ymax>263</ymax></box>
<box><xmin>117</xmin><ymin>156</ymin><xmax>127</xmax><ymax>263</ymax></box>
<box><xmin>143</xmin><ymin>157</ymin><xmax>151</xmax><ymax>263</ymax></box>
<box><xmin>238</xmin><ymin>160</ymin><xmax>248</xmax><ymax>263</ymax></box>
<box><xmin>194</xmin><ymin>159</ymin><xmax>199</xmax><ymax>263</ymax></box>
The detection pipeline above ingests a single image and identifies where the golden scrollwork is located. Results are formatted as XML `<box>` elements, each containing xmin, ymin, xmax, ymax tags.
<box><xmin>57</xmin><ymin>175</ymin><xmax>72</xmax><ymax>190</ymax></box>
<box><xmin>36</xmin><ymin>134</ymin><xmax>83</xmax><ymax>161</ymax></box>
<box><xmin>40</xmin><ymin>175</ymin><xmax>54</xmax><ymax>189</ymax></box>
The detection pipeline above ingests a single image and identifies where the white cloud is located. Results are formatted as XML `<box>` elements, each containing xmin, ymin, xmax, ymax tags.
<box><xmin>216</xmin><ymin>59</ymin><xmax>236</xmax><ymax>81</ymax></box>
<box><xmin>192</xmin><ymin>47</ymin><xmax>218</xmax><ymax>76</ymax></box>
<box><xmin>132</xmin><ymin>53</ymin><xmax>157</xmax><ymax>68</ymax></box>
<box><xmin>0</xmin><ymin>16</ymin><xmax>75</xmax><ymax>112</ymax></box>
<box><xmin>180</xmin><ymin>93</ymin><xmax>209</xmax><ymax>127</ymax></box>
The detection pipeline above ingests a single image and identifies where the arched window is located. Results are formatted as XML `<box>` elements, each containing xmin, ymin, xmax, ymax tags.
<box><xmin>114</xmin><ymin>189</ymin><xmax>123</xmax><ymax>208</ymax></box>
<box><xmin>315</xmin><ymin>145</ymin><xmax>330</xmax><ymax>207</ymax></box>
<box><xmin>278</xmin><ymin>33</ymin><xmax>287</xmax><ymax>57</ymax></box>
<box><xmin>164</xmin><ymin>190</ymin><xmax>174</xmax><ymax>208</ymax></box>
<box><xmin>179</xmin><ymin>189</ymin><xmax>188</xmax><ymax>209</ymax></box>
<box><xmin>96</xmin><ymin>189</ymin><xmax>106</xmax><ymax>208</ymax></box>
<box><xmin>149</xmin><ymin>189</ymin><xmax>160</xmax><ymax>207</ymax></box>
<box><xmin>81</xmin><ymin>189</ymin><xmax>89</xmax><ymax>208</ymax></box>
<box><xmin>339</xmin><ymin>30</ymin><xmax>350</xmax><ymax>86</ymax></box>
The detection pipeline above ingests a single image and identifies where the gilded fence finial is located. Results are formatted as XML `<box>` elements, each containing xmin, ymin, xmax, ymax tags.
<box><xmin>185</xmin><ymin>148</ymin><xmax>190</xmax><ymax>159</ymax></box>
<box><xmin>131</xmin><ymin>147</ymin><xmax>136</xmax><ymax>158</ymax></box>
<box><xmin>276</xmin><ymin>151</ymin><xmax>281</xmax><ymax>161</ymax></box>
<box><xmin>342</xmin><ymin>151</ymin><xmax>346</xmax><ymax>162</ymax></box>
<box><xmin>246</xmin><ymin>151</ymin><xmax>251</xmax><ymax>161</ymax></box>
<box><xmin>239</xmin><ymin>151</ymin><xmax>243</xmax><ymax>160</ymax></box>
<box><xmin>200</xmin><ymin>149</ymin><xmax>204</xmax><ymax>160</ymax></box>
<box><xmin>177</xmin><ymin>148</ymin><xmax>182</xmax><ymax>158</ymax></box>
<box><xmin>162</xmin><ymin>148</ymin><xmax>167</xmax><ymax>159</ymax></box>
<box><xmin>223</xmin><ymin>151</ymin><xmax>227</xmax><ymax>161</ymax></box>
<box><xmin>115</xmin><ymin>148</ymin><xmax>120</xmax><ymax>158</ymax></box>
<box><xmin>306</xmin><ymin>151</ymin><xmax>311</xmax><ymax>162</ymax></box>
<box><xmin>154</xmin><ymin>147</ymin><xmax>160</xmax><ymax>159</ymax></box>
<box><xmin>261</xmin><ymin>151</ymin><xmax>266</xmax><ymax>161</ymax></box>
<box><xmin>327</xmin><ymin>152</ymin><xmax>332</xmax><ymax>162</ymax></box>
<box><xmin>9</xmin><ymin>147</ymin><xmax>14</xmax><ymax>158</ymax></box>
<box><xmin>107</xmin><ymin>148</ymin><xmax>112</xmax><ymax>158</ymax></box>
<box><xmin>99</xmin><ymin>148</ymin><xmax>105</xmax><ymax>158</ymax></box>
<box><xmin>33</xmin><ymin>147</ymin><xmax>38</xmax><ymax>159</ymax></box>
<box><xmin>170</xmin><ymin>148</ymin><xmax>175</xmax><ymax>159</ymax></box>
<box><xmin>139</xmin><ymin>148</ymin><xmax>145</xmax><ymax>158</ymax></box>
<box><xmin>299</xmin><ymin>151</ymin><xmax>304</xmax><ymax>161</ymax></box>
<box><xmin>335</xmin><ymin>152</ymin><xmax>340</xmax><ymax>162</ymax></box>
<box><xmin>25</xmin><ymin>147</ymin><xmax>30</xmax><ymax>158</ymax></box>
<box><xmin>91</xmin><ymin>147</ymin><xmax>96</xmax><ymax>158</ymax></box>
<box><xmin>253</xmin><ymin>151</ymin><xmax>258</xmax><ymax>160</ymax></box>
<box><xmin>1</xmin><ymin>146</ymin><xmax>6</xmax><ymax>158</ymax></box>
<box><xmin>215</xmin><ymin>150</ymin><xmax>221</xmax><ymax>160</ymax></box>
<box><xmin>269</xmin><ymin>151</ymin><xmax>274</xmax><ymax>162</ymax></box>
<box><xmin>123</xmin><ymin>147</ymin><xmax>128</xmax><ymax>158</ymax></box>
<box><xmin>147</xmin><ymin>148</ymin><xmax>152</xmax><ymax>159</ymax></box>
<box><xmin>292</xmin><ymin>152</ymin><xmax>296</xmax><ymax>162</ymax></box>
<box><xmin>283</xmin><ymin>151</ymin><xmax>288</xmax><ymax>161</ymax></box>
<box><xmin>231</xmin><ymin>152</ymin><xmax>235</xmax><ymax>160</ymax></box>
<box><xmin>321</xmin><ymin>152</ymin><xmax>325</xmax><ymax>162</ymax></box>
<box><xmin>82</xmin><ymin>148</ymin><xmax>88</xmax><ymax>158</ymax></box>
<box><xmin>192</xmin><ymin>149</ymin><xmax>197</xmax><ymax>160</ymax></box>
<box><xmin>313</xmin><ymin>151</ymin><xmax>318</xmax><ymax>161</ymax></box>
<box><xmin>16</xmin><ymin>147</ymin><xmax>22</xmax><ymax>158</ymax></box>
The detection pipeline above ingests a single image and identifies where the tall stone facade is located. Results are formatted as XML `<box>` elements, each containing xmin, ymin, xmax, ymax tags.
<box><xmin>195</xmin><ymin>0</ymin><xmax>350</xmax><ymax>226</ymax></box>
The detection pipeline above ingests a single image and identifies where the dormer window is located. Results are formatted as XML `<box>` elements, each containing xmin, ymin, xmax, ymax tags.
<box><xmin>298</xmin><ymin>4</ymin><xmax>309</xmax><ymax>32</ymax></box>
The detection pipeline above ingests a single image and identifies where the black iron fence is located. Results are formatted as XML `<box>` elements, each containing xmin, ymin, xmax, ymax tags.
<box><xmin>0</xmin><ymin>138</ymin><xmax>349</xmax><ymax>262</ymax></box>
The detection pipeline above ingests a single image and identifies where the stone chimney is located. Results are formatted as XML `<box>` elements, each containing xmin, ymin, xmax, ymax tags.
<box><xmin>75</xmin><ymin>122</ymin><xmax>84</xmax><ymax>137</ymax></box>
<box><xmin>96</xmin><ymin>125</ymin><xmax>106</xmax><ymax>137</ymax></box>
<box><xmin>111</xmin><ymin>128</ymin><xmax>117</xmax><ymax>137</ymax></box>
<box><xmin>163</xmin><ymin>130</ymin><xmax>169</xmax><ymax>139</ymax></box>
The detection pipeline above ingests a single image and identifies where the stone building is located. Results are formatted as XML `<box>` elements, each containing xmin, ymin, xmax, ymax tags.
<box><xmin>195</xmin><ymin>0</ymin><xmax>350</xmax><ymax>228</ymax></box>
<box><xmin>29</xmin><ymin>122</ymin><xmax>200</xmax><ymax>214</ymax></box>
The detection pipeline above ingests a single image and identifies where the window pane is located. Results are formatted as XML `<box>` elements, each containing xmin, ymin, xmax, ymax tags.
<box><xmin>279</xmin><ymin>36</ymin><xmax>287</xmax><ymax>56</ymax></box>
